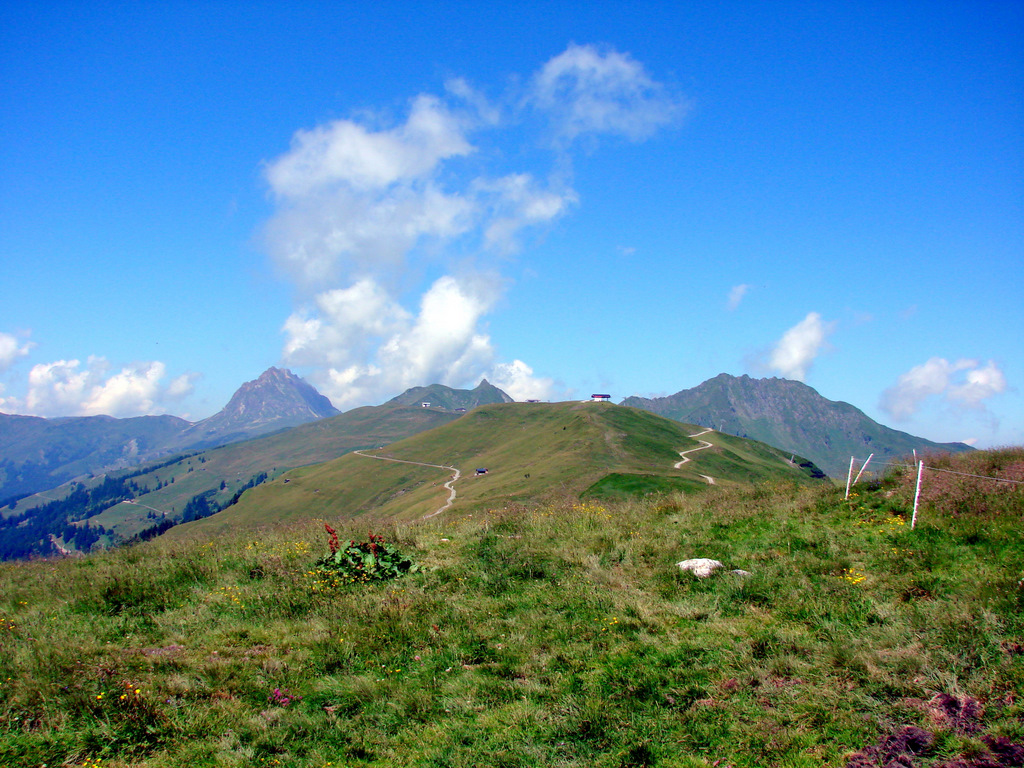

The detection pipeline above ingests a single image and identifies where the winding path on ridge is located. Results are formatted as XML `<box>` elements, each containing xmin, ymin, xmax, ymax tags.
<box><xmin>674</xmin><ymin>428</ymin><xmax>717</xmax><ymax>485</ymax></box>
<box><xmin>352</xmin><ymin>426</ymin><xmax>716</xmax><ymax>518</ymax></box>
<box><xmin>352</xmin><ymin>451</ymin><xmax>461</xmax><ymax>518</ymax></box>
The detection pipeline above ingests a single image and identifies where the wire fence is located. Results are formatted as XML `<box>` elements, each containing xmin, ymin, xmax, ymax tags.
<box><xmin>918</xmin><ymin>466</ymin><xmax>1024</xmax><ymax>484</ymax></box>
<box><xmin>844</xmin><ymin>453</ymin><xmax>1023</xmax><ymax>528</ymax></box>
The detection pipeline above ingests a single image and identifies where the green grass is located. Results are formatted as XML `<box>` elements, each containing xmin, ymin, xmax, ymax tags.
<box><xmin>9</xmin><ymin>403</ymin><xmax>461</xmax><ymax>544</ymax></box>
<box><xmin>582</xmin><ymin>472</ymin><xmax>710</xmax><ymax>501</ymax></box>
<box><xmin>182</xmin><ymin>403</ymin><xmax>828</xmax><ymax>533</ymax></box>
<box><xmin>0</xmin><ymin>450</ymin><xmax>1021</xmax><ymax>767</ymax></box>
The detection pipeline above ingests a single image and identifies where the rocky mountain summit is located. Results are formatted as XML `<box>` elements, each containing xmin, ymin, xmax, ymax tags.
<box><xmin>177</xmin><ymin>367</ymin><xmax>340</xmax><ymax>449</ymax></box>
<box><xmin>623</xmin><ymin>373</ymin><xmax>972</xmax><ymax>478</ymax></box>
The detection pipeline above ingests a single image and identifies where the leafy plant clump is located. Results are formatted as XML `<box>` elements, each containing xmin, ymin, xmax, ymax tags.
<box><xmin>312</xmin><ymin>525</ymin><xmax>419</xmax><ymax>586</ymax></box>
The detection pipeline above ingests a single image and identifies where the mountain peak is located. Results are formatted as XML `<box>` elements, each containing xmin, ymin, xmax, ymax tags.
<box><xmin>182</xmin><ymin>368</ymin><xmax>340</xmax><ymax>449</ymax></box>
<box><xmin>388</xmin><ymin>381</ymin><xmax>513</xmax><ymax>410</ymax></box>
<box><xmin>623</xmin><ymin>374</ymin><xmax>972</xmax><ymax>478</ymax></box>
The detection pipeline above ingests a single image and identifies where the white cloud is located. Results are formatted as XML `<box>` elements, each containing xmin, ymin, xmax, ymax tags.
<box><xmin>263</xmin><ymin>45</ymin><xmax>680</xmax><ymax>409</ymax></box>
<box><xmin>281</xmin><ymin>278</ymin><xmax>412</xmax><ymax>369</ymax></box>
<box><xmin>292</xmin><ymin>275</ymin><xmax>501</xmax><ymax>410</ymax></box>
<box><xmin>948</xmin><ymin>360</ymin><xmax>1007</xmax><ymax>406</ymax></box>
<box><xmin>81</xmin><ymin>361</ymin><xmax>166</xmax><ymax>416</ymax></box>
<box><xmin>727</xmin><ymin>284</ymin><xmax>750</xmax><ymax>311</ymax></box>
<box><xmin>165</xmin><ymin>372</ymin><xmax>199</xmax><ymax>401</ymax></box>
<box><xmin>377</xmin><ymin>275</ymin><xmax>498</xmax><ymax>385</ymax></box>
<box><xmin>880</xmin><ymin>357</ymin><xmax>1007</xmax><ymax>420</ymax></box>
<box><xmin>478</xmin><ymin>173</ymin><xmax>578</xmax><ymax>253</ymax></box>
<box><xmin>488</xmin><ymin>359</ymin><xmax>555</xmax><ymax>402</ymax></box>
<box><xmin>530</xmin><ymin>43</ymin><xmax>685</xmax><ymax>142</ymax></box>
<box><xmin>265</xmin><ymin>95</ymin><xmax>473</xmax><ymax>198</ymax></box>
<box><xmin>19</xmin><ymin>357</ymin><xmax>187</xmax><ymax>418</ymax></box>
<box><xmin>261</xmin><ymin>91</ymin><xmax>482</xmax><ymax>292</ymax></box>
<box><xmin>768</xmin><ymin>312</ymin><xmax>836</xmax><ymax>381</ymax></box>
<box><xmin>0</xmin><ymin>331</ymin><xmax>34</xmax><ymax>372</ymax></box>
<box><xmin>24</xmin><ymin>358</ymin><xmax>100</xmax><ymax>415</ymax></box>
<box><xmin>445</xmin><ymin>77</ymin><xmax>502</xmax><ymax>126</ymax></box>
<box><xmin>263</xmin><ymin>182</ymin><xmax>477</xmax><ymax>288</ymax></box>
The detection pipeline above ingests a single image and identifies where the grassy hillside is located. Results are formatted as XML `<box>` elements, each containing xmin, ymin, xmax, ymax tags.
<box><xmin>181</xmin><ymin>402</ymin><xmax>827</xmax><ymax>533</ymax></box>
<box><xmin>0</xmin><ymin>448</ymin><xmax>1020</xmax><ymax>767</ymax></box>
<box><xmin>0</xmin><ymin>412</ymin><xmax>190</xmax><ymax>505</ymax></box>
<box><xmin>4</xmin><ymin>403</ymin><xmax>462</xmax><ymax>550</ymax></box>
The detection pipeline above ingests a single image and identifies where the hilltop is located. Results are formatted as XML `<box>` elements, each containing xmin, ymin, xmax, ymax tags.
<box><xmin>623</xmin><ymin>373</ymin><xmax>973</xmax><ymax>478</ymax></box>
<box><xmin>176</xmin><ymin>401</ymin><xmax>827</xmax><ymax>535</ymax></box>
<box><xmin>386</xmin><ymin>379</ymin><xmax>513</xmax><ymax>410</ymax></box>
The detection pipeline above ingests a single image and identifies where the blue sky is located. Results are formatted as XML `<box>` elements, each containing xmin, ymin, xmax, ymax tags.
<box><xmin>1</xmin><ymin>1</ymin><xmax>1021</xmax><ymax>448</ymax></box>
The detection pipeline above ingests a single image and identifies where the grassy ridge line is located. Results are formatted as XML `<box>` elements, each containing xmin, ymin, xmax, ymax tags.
<box><xmin>183</xmin><ymin>403</ymin><xmax>827</xmax><ymax>533</ymax></box>
<box><xmin>109</xmin><ymin>405</ymin><xmax>462</xmax><ymax>530</ymax></box>
<box><xmin>0</xmin><ymin>449</ymin><xmax>1021</xmax><ymax>767</ymax></box>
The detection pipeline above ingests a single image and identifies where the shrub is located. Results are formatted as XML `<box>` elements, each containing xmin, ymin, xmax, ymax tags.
<box><xmin>310</xmin><ymin>525</ymin><xmax>419</xmax><ymax>587</ymax></box>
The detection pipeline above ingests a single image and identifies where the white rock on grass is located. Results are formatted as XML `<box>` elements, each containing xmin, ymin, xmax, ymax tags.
<box><xmin>677</xmin><ymin>558</ymin><xmax>724</xmax><ymax>578</ymax></box>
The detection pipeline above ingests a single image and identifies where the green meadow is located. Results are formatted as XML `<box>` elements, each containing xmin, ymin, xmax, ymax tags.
<box><xmin>178</xmin><ymin>403</ymin><xmax>827</xmax><ymax>532</ymax></box>
<box><xmin>0</xmin><ymin>448</ymin><xmax>1021</xmax><ymax>767</ymax></box>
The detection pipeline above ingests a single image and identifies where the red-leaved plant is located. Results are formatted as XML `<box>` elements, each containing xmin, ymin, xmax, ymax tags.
<box><xmin>314</xmin><ymin>527</ymin><xmax>419</xmax><ymax>584</ymax></box>
<box><xmin>325</xmin><ymin>523</ymin><xmax>340</xmax><ymax>554</ymax></box>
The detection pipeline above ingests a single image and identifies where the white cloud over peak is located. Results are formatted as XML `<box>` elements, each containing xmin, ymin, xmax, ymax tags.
<box><xmin>767</xmin><ymin>312</ymin><xmax>836</xmax><ymax>381</ymax></box>
<box><xmin>380</xmin><ymin>275</ymin><xmax>497</xmax><ymax>384</ymax></box>
<box><xmin>488</xmin><ymin>359</ymin><xmax>556</xmax><ymax>402</ymax></box>
<box><xmin>530</xmin><ymin>43</ymin><xmax>685</xmax><ymax>142</ymax></box>
<box><xmin>80</xmin><ymin>361</ymin><xmax>167</xmax><ymax>416</ymax></box>
<box><xmin>24</xmin><ymin>358</ymin><xmax>98</xmax><ymax>415</ymax></box>
<box><xmin>264</xmin><ymin>45</ymin><xmax>680</xmax><ymax>409</ymax></box>
<box><xmin>289</xmin><ymin>275</ymin><xmax>500</xmax><ymax>410</ymax></box>
<box><xmin>880</xmin><ymin>357</ymin><xmax>1007</xmax><ymax>420</ymax></box>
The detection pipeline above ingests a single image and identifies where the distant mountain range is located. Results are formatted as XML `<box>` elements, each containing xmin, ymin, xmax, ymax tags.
<box><xmin>2</xmin><ymin>369</ymin><xmax>976</xmax><ymax>511</ymax></box>
<box><xmin>0</xmin><ymin>379</ymin><xmax>513</xmax><ymax>558</ymax></box>
<box><xmin>0</xmin><ymin>367</ymin><xmax>338</xmax><ymax>505</ymax></box>
<box><xmin>622</xmin><ymin>373</ymin><xmax>973</xmax><ymax>478</ymax></box>
<box><xmin>1</xmin><ymin>368</ymin><xmax>981</xmax><ymax>559</ymax></box>
<box><xmin>174</xmin><ymin>401</ymin><xmax>829</xmax><ymax>535</ymax></box>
